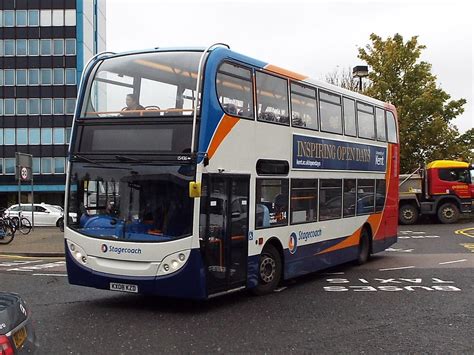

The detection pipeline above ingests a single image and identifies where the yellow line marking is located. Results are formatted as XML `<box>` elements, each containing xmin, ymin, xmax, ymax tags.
<box><xmin>0</xmin><ymin>254</ymin><xmax>64</xmax><ymax>260</ymax></box>
<box><xmin>454</xmin><ymin>228</ymin><xmax>474</xmax><ymax>238</ymax></box>
<box><xmin>460</xmin><ymin>243</ymin><xmax>474</xmax><ymax>253</ymax></box>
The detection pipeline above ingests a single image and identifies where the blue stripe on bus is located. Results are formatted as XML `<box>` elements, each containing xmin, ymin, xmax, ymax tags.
<box><xmin>65</xmin><ymin>244</ymin><xmax>208</xmax><ymax>300</ymax></box>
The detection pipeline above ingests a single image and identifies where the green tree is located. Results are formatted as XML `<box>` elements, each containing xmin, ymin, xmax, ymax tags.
<box><xmin>357</xmin><ymin>33</ymin><xmax>470</xmax><ymax>173</ymax></box>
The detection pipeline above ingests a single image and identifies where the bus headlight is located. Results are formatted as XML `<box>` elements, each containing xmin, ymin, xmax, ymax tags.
<box><xmin>68</xmin><ymin>241</ymin><xmax>88</xmax><ymax>265</ymax></box>
<box><xmin>158</xmin><ymin>250</ymin><xmax>191</xmax><ymax>276</ymax></box>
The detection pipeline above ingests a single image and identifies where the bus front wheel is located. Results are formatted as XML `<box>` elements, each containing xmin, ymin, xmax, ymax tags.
<box><xmin>252</xmin><ymin>244</ymin><xmax>282</xmax><ymax>296</ymax></box>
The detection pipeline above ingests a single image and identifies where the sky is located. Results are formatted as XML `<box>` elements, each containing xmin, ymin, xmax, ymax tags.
<box><xmin>106</xmin><ymin>0</ymin><xmax>473</xmax><ymax>133</ymax></box>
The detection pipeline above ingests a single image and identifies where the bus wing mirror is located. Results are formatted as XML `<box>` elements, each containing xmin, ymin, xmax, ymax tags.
<box><xmin>189</xmin><ymin>181</ymin><xmax>202</xmax><ymax>198</ymax></box>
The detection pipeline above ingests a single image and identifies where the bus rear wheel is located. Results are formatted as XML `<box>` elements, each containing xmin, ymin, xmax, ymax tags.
<box><xmin>252</xmin><ymin>244</ymin><xmax>282</xmax><ymax>296</ymax></box>
<box><xmin>356</xmin><ymin>228</ymin><xmax>371</xmax><ymax>265</ymax></box>
<box><xmin>437</xmin><ymin>202</ymin><xmax>459</xmax><ymax>224</ymax></box>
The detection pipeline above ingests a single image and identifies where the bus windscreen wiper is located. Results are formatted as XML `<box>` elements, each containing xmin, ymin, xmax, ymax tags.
<box><xmin>115</xmin><ymin>155</ymin><xmax>140</xmax><ymax>162</ymax></box>
<box><xmin>73</xmin><ymin>154</ymin><xmax>103</xmax><ymax>166</ymax></box>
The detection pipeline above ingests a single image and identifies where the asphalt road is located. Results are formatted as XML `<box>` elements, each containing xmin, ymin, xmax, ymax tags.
<box><xmin>1</xmin><ymin>221</ymin><xmax>473</xmax><ymax>354</ymax></box>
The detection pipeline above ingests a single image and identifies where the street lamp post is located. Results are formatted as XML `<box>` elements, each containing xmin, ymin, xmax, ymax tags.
<box><xmin>352</xmin><ymin>65</ymin><xmax>369</xmax><ymax>91</ymax></box>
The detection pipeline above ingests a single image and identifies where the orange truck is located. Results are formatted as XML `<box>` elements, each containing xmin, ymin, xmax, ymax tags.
<box><xmin>399</xmin><ymin>160</ymin><xmax>474</xmax><ymax>224</ymax></box>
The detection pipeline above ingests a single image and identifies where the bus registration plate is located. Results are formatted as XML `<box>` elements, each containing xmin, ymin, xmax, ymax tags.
<box><xmin>110</xmin><ymin>282</ymin><xmax>138</xmax><ymax>293</ymax></box>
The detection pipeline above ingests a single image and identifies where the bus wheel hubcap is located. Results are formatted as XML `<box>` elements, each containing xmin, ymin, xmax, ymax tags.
<box><xmin>260</xmin><ymin>256</ymin><xmax>276</xmax><ymax>284</ymax></box>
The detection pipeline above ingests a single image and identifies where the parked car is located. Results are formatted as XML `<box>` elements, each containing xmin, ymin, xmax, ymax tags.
<box><xmin>0</xmin><ymin>292</ymin><xmax>39</xmax><ymax>354</ymax></box>
<box><xmin>4</xmin><ymin>203</ymin><xmax>77</xmax><ymax>227</ymax></box>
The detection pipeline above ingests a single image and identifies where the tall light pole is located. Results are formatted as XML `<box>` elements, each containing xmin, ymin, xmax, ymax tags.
<box><xmin>352</xmin><ymin>65</ymin><xmax>369</xmax><ymax>91</ymax></box>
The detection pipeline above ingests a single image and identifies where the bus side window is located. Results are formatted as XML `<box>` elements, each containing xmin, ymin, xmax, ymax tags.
<box><xmin>386</xmin><ymin>111</ymin><xmax>398</xmax><ymax>143</ymax></box>
<box><xmin>290</xmin><ymin>83</ymin><xmax>318</xmax><ymax>130</ymax></box>
<box><xmin>357</xmin><ymin>102</ymin><xmax>375</xmax><ymax>140</ymax></box>
<box><xmin>255</xmin><ymin>178</ymin><xmax>289</xmax><ymax>228</ymax></box>
<box><xmin>256</xmin><ymin>71</ymin><xmax>289</xmax><ymax>125</ymax></box>
<box><xmin>319</xmin><ymin>91</ymin><xmax>342</xmax><ymax>135</ymax></box>
<box><xmin>319</xmin><ymin>179</ymin><xmax>342</xmax><ymax>221</ymax></box>
<box><xmin>375</xmin><ymin>108</ymin><xmax>387</xmax><ymax>141</ymax></box>
<box><xmin>216</xmin><ymin>62</ymin><xmax>254</xmax><ymax>120</ymax></box>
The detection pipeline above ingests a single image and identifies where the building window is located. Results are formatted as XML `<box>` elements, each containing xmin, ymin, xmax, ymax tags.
<box><xmin>16</xmin><ymin>69</ymin><xmax>28</xmax><ymax>86</ymax></box>
<box><xmin>17</xmin><ymin>128</ymin><xmax>28</xmax><ymax>145</ymax></box>
<box><xmin>29</xmin><ymin>128</ymin><xmax>40</xmax><ymax>145</ymax></box>
<box><xmin>65</xmin><ymin>69</ymin><xmax>76</xmax><ymax>85</ymax></box>
<box><xmin>17</xmin><ymin>39</ymin><xmax>27</xmax><ymax>56</ymax></box>
<box><xmin>4</xmin><ymin>99</ymin><xmax>15</xmax><ymax>116</ymax></box>
<box><xmin>65</xmin><ymin>98</ymin><xmax>76</xmax><ymax>114</ymax></box>
<box><xmin>28</xmin><ymin>10</ymin><xmax>40</xmax><ymax>26</ymax></box>
<box><xmin>66</xmin><ymin>128</ymin><xmax>72</xmax><ymax>143</ymax></box>
<box><xmin>65</xmin><ymin>10</ymin><xmax>76</xmax><ymax>26</ymax></box>
<box><xmin>290</xmin><ymin>179</ymin><xmax>318</xmax><ymax>225</ymax></box>
<box><xmin>41</xmin><ymin>99</ymin><xmax>52</xmax><ymax>115</ymax></box>
<box><xmin>255</xmin><ymin>178</ymin><xmax>289</xmax><ymax>228</ymax></box>
<box><xmin>4</xmin><ymin>39</ymin><xmax>15</xmax><ymax>56</ymax></box>
<box><xmin>0</xmin><ymin>158</ymin><xmax>2</xmax><ymax>174</ymax></box>
<box><xmin>0</xmin><ymin>129</ymin><xmax>3</xmax><ymax>144</ymax></box>
<box><xmin>41</xmin><ymin>158</ymin><xmax>52</xmax><ymax>174</ymax></box>
<box><xmin>40</xmin><ymin>39</ymin><xmax>51</xmax><ymax>56</ymax></box>
<box><xmin>28</xmin><ymin>39</ymin><xmax>39</xmax><ymax>56</ymax></box>
<box><xmin>319</xmin><ymin>179</ymin><xmax>343</xmax><ymax>221</ymax></box>
<box><xmin>53</xmin><ymin>68</ymin><xmax>64</xmax><ymax>85</ymax></box>
<box><xmin>16</xmin><ymin>10</ymin><xmax>28</xmax><ymax>27</ymax></box>
<box><xmin>4</xmin><ymin>69</ymin><xmax>15</xmax><ymax>86</ymax></box>
<box><xmin>53</xmin><ymin>128</ymin><xmax>65</xmax><ymax>144</ymax></box>
<box><xmin>41</xmin><ymin>69</ymin><xmax>52</xmax><ymax>85</ymax></box>
<box><xmin>28</xmin><ymin>69</ymin><xmax>40</xmax><ymax>85</ymax></box>
<box><xmin>319</xmin><ymin>91</ymin><xmax>343</xmax><ymax>135</ymax></box>
<box><xmin>32</xmin><ymin>158</ymin><xmax>40</xmax><ymax>174</ymax></box>
<box><xmin>40</xmin><ymin>10</ymin><xmax>52</xmax><ymax>27</ymax></box>
<box><xmin>216</xmin><ymin>62</ymin><xmax>254</xmax><ymax>119</ymax></box>
<box><xmin>41</xmin><ymin>128</ymin><xmax>52</xmax><ymax>144</ymax></box>
<box><xmin>4</xmin><ymin>158</ymin><xmax>15</xmax><ymax>175</ymax></box>
<box><xmin>65</xmin><ymin>39</ymin><xmax>76</xmax><ymax>55</ymax></box>
<box><xmin>53</xmin><ymin>99</ymin><xmax>64</xmax><ymax>115</ymax></box>
<box><xmin>343</xmin><ymin>179</ymin><xmax>356</xmax><ymax>217</ymax></box>
<box><xmin>0</xmin><ymin>100</ymin><xmax>2</xmax><ymax>116</ymax></box>
<box><xmin>16</xmin><ymin>99</ymin><xmax>28</xmax><ymax>116</ymax></box>
<box><xmin>52</xmin><ymin>10</ymin><xmax>64</xmax><ymax>26</ymax></box>
<box><xmin>4</xmin><ymin>128</ymin><xmax>16</xmax><ymax>145</ymax></box>
<box><xmin>357</xmin><ymin>102</ymin><xmax>376</xmax><ymax>140</ymax></box>
<box><xmin>357</xmin><ymin>179</ymin><xmax>375</xmax><ymax>215</ymax></box>
<box><xmin>0</xmin><ymin>70</ymin><xmax>2</xmax><ymax>86</ymax></box>
<box><xmin>4</xmin><ymin>11</ymin><xmax>15</xmax><ymax>27</ymax></box>
<box><xmin>376</xmin><ymin>108</ymin><xmax>387</xmax><ymax>141</ymax></box>
<box><xmin>290</xmin><ymin>83</ymin><xmax>318</xmax><ymax>130</ymax></box>
<box><xmin>256</xmin><ymin>71</ymin><xmax>289</xmax><ymax>125</ymax></box>
<box><xmin>53</xmin><ymin>39</ymin><xmax>64</xmax><ymax>55</ymax></box>
<box><xmin>54</xmin><ymin>158</ymin><xmax>65</xmax><ymax>174</ymax></box>
<box><xmin>29</xmin><ymin>98</ymin><xmax>40</xmax><ymax>115</ymax></box>
<box><xmin>343</xmin><ymin>98</ymin><xmax>357</xmax><ymax>137</ymax></box>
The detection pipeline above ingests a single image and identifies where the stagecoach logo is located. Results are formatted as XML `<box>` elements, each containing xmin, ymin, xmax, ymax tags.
<box><xmin>101</xmin><ymin>244</ymin><xmax>108</xmax><ymax>253</ymax></box>
<box><xmin>101</xmin><ymin>243</ymin><xmax>142</xmax><ymax>255</ymax></box>
<box><xmin>289</xmin><ymin>232</ymin><xmax>298</xmax><ymax>254</ymax></box>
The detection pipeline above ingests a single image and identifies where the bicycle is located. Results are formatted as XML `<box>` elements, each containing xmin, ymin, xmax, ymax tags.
<box><xmin>12</xmin><ymin>211</ymin><xmax>32</xmax><ymax>235</ymax></box>
<box><xmin>0</xmin><ymin>210</ymin><xmax>17</xmax><ymax>245</ymax></box>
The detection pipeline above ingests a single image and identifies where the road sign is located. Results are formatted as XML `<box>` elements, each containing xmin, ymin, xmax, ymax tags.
<box><xmin>15</xmin><ymin>153</ymin><xmax>33</xmax><ymax>182</ymax></box>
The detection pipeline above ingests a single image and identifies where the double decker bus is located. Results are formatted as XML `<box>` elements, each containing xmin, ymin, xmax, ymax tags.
<box><xmin>65</xmin><ymin>44</ymin><xmax>399</xmax><ymax>299</ymax></box>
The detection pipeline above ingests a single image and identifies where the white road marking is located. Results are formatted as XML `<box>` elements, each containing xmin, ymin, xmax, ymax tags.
<box><xmin>32</xmin><ymin>273</ymin><xmax>67</xmax><ymax>277</ymax></box>
<box><xmin>322</xmin><ymin>272</ymin><xmax>345</xmax><ymax>275</ymax></box>
<box><xmin>386</xmin><ymin>248</ymin><xmax>414</xmax><ymax>253</ymax></box>
<box><xmin>438</xmin><ymin>259</ymin><xmax>467</xmax><ymax>265</ymax></box>
<box><xmin>379</xmin><ymin>266</ymin><xmax>415</xmax><ymax>271</ymax></box>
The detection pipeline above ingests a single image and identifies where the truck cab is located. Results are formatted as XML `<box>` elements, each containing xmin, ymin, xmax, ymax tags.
<box><xmin>399</xmin><ymin>160</ymin><xmax>474</xmax><ymax>224</ymax></box>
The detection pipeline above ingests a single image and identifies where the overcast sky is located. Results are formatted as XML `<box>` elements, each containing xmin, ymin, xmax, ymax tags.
<box><xmin>106</xmin><ymin>0</ymin><xmax>473</xmax><ymax>132</ymax></box>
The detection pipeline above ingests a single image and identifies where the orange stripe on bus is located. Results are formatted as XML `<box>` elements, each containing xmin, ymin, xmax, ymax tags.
<box><xmin>316</xmin><ymin>227</ymin><xmax>362</xmax><ymax>255</ymax></box>
<box><xmin>264</xmin><ymin>64</ymin><xmax>308</xmax><ymax>81</ymax></box>
<box><xmin>207</xmin><ymin>114</ymin><xmax>240</xmax><ymax>160</ymax></box>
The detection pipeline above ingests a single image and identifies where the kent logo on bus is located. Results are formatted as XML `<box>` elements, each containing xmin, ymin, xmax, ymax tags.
<box><xmin>292</xmin><ymin>135</ymin><xmax>386</xmax><ymax>172</ymax></box>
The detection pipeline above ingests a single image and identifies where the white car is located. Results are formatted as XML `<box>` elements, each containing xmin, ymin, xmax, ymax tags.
<box><xmin>4</xmin><ymin>203</ymin><xmax>77</xmax><ymax>227</ymax></box>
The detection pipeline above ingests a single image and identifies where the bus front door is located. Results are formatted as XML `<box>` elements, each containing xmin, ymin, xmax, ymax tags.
<box><xmin>200</xmin><ymin>175</ymin><xmax>249</xmax><ymax>295</ymax></box>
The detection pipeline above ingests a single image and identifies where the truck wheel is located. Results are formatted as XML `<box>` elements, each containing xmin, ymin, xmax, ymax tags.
<box><xmin>437</xmin><ymin>203</ymin><xmax>459</xmax><ymax>224</ymax></box>
<box><xmin>251</xmin><ymin>244</ymin><xmax>282</xmax><ymax>296</ymax></box>
<box><xmin>399</xmin><ymin>204</ymin><xmax>419</xmax><ymax>225</ymax></box>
